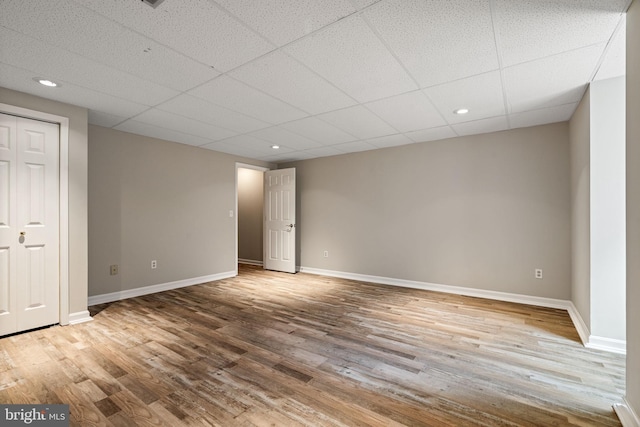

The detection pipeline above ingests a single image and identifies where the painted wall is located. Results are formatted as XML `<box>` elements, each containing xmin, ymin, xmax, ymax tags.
<box><xmin>238</xmin><ymin>167</ymin><xmax>264</xmax><ymax>263</ymax></box>
<box><xmin>590</xmin><ymin>76</ymin><xmax>626</xmax><ymax>342</ymax></box>
<box><xmin>283</xmin><ymin>123</ymin><xmax>571</xmax><ymax>299</ymax></box>
<box><xmin>0</xmin><ymin>87</ymin><xmax>88</xmax><ymax>317</ymax></box>
<box><xmin>88</xmin><ymin>125</ymin><xmax>270</xmax><ymax>297</ymax></box>
<box><xmin>569</xmin><ymin>87</ymin><xmax>591</xmax><ymax>330</ymax></box>
<box><xmin>625</xmin><ymin>0</ymin><xmax>640</xmax><ymax>418</ymax></box>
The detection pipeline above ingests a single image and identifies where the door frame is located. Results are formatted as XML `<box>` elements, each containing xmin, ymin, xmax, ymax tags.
<box><xmin>0</xmin><ymin>103</ymin><xmax>70</xmax><ymax>326</ymax></box>
<box><xmin>235</xmin><ymin>162</ymin><xmax>270</xmax><ymax>276</ymax></box>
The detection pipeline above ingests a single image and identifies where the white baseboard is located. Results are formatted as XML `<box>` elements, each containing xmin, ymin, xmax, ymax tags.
<box><xmin>614</xmin><ymin>397</ymin><xmax>640</xmax><ymax>427</ymax></box>
<box><xmin>299</xmin><ymin>267</ymin><xmax>572</xmax><ymax>311</ymax></box>
<box><xmin>566</xmin><ymin>302</ymin><xmax>590</xmax><ymax>345</ymax></box>
<box><xmin>239</xmin><ymin>258</ymin><xmax>263</xmax><ymax>266</ymax></box>
<box><xmin>88</xmin><ymin>271</ymin><xmax>236</xmax><ymax>306</ymax></box>
<box><xmin>587</xmin><ymin>336</ymin><xmax>627</xmax><ymax>354</ymax></box>
<box><xmin>68</xmin><ymin>310</ymin><xmax>93</xmax><ymax>325</ymax></box>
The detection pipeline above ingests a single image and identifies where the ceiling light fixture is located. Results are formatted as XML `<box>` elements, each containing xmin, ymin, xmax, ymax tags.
<box><xmin>454</xmin><ymin>108</ymin><xmax>469</xmax><ymax>115</ymax></box>
<box><xmin>34</xmin><ymin>78</ymin><xmax>59</xmax><ymax>87</ymax></box>
<box><xmin>271</xmin><ymin>145</ymin><xmax>280</xmax><ymax>149</ymax></box>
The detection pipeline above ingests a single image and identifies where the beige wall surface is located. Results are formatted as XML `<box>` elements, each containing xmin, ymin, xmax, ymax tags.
<box><xmin>238</xmin><ymin>168</ymin><xmax>264</xmax><ymax>263</ymax></box>
<box><xmin>626</xmin><ymin>0</ymin><xmax>640</xmax><ymax>417</ymax></box>
<box><xmin>569</xmin><ymin>88</ymin><xmax>591</xmax><ymax>330</ymax></box>
<box><xmin>0</xmin><ymin>87</ymin><xmax>88</xmax><ymax>316</ymax></box>
<box><xmin>88</xmin><ymin>125</ymin><xmax>270</xmax><ymax>297</ymax></box>
<box><xmin>283</xmin><ymin>123</ymin><xmax>571</xmax><ymax>299</ymax></box>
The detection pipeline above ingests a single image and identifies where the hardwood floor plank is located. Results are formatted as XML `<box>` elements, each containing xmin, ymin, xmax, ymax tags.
<box><xmin>1</xmin><ymin>265</ymin><xmax>625</xmax><ymax>426</ymax></box>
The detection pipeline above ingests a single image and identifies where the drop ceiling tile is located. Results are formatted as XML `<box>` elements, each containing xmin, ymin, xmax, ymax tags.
<box><xmin>214</xmin><ymin>0</ymin><xmax>356</xmax><ymax>46</ymax></box>
<box><xmin>405</xmin><ymin>126</ymin><xmax>457</xmax><ymax>143</ymax></box>
<box><xmin>452</xmin><ymin>116</ymin><xmax>509</xmax><ymax>137</ymax></box>
<box><xmin>366</xmin><ymin>91</ymin><xmax>447</xmax><ymax>132</ymax></box>
<box><xmin>208</xmin><ymin>135</ymin><xmax>283</xmax><ymax>155</ymax></box>
<box><xmin>504</xmin><ymin>44</ymin><xmax>604</xmax><ymax>113</ymax></box>
<box><xmin>157</xmin><ymin>94</ymin><xmax>270</xmax><ymax>134</ymax></box>
<box><xmin>132</xmin><ymin>109</ymin><xmax>237</xmax><ymax>141</ymax></box>
<box><xmin>332</xmin><ymin>140</ymin><xmax>378</xmax><ymax>153</ymax></box>
<box><xmin>364</xmin><ymin>0</ymin><xmax>499</xmax><ymax>88</ymax></box>
<box><xmin>188</xmin><ymin>76</ymin><xmax>307</xmax><ymax>124</ymax></box>
<box><xmin>200</xmin><ymin>142</ymin><xmax>257</xmax><ymax>159</ymax></box>
<box><xmin>248</xmin><ymin>127</ymin><xmax>322</xmax><ymax>151</ymax></box>
<box><xmin>0</xmin><ymin>28</ymin><xmax>178</xmax><ymax>107</ymax></box>
<box><xmin>285</xmin><ymin>15</ymin><xmax>417</xmax><ymax>102</ymax></box>
<box><xmin>76</xmin><ymin>0</ymin><xmax>275</xmax><ymax>71</ymax></box>
<box><xmin>424</xmin><ymin>71</ymin><xmax>506</xmax><ymax>125</ymax></box>
<box><xmin>230</xmin><ymin>51</ymin><xmax>356</xmax><ymax>115</ymax></box>
<box><xmin>493</xmin><ymin>0</ymin><xmax>628</xmax><ymax>67</ymax></box>
<box><xmin>366</xmin><ymin>134</ymin><xmax>414</xmax><ymax>149</ymax></box>
<box><xmin>1</xmin><ymin>0</ymin><xmax>218</xmax><ymax>91</ymax></box>
<box><xmin>594</xmin><ymin>17</ymin><xmax>626</xmax><ymax>81</ymax></box>
<box><xmin>88</xmin><ymin>111</ymin><xmax>127</xmax><ymax>128</ymax></box>
<box><xmin>509</xmin><ymin>103</ymin><xmax>577</xmax><ymax>129</ymax></box>
<box><xmin>115</xmin><ymin>120</ymin><xmax>213</xmax><ymax>147</ymax></box>
<box><xmin>281</xmin><ymin>117</ymin><xmax>355</xmax><ymax>144</ymax></box>
<box><xmin>317</xmin><ymin>105</ymin><xmax>397</xmax><ymax>139</ymax></box>
<box><xmin>0</xmin><ymin>62</ymin><xmax>149</xmax><ymax>118</ymax></box>
<box><xmin>296</xmin><ymin>146</ymin><xmax>344</xmax><ymax>159</ymax></box>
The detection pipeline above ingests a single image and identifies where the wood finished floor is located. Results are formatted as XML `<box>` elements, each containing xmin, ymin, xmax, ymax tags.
<box><xmin>0</xmin><ymin>265</ymin><xmax>625</xmax><ymax>426</ymax></box>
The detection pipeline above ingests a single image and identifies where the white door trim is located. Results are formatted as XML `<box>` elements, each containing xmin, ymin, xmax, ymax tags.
<box><xmin>235</xmin><ymin>163</ymin><xmax>270</xmax><ymax>276</ymax></box>
<box><xmin>0</xmin><ymin>103</ymin><xmax>70</xmax><ymax>326</ymax></box>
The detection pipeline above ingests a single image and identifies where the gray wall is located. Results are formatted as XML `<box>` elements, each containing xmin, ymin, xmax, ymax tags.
<box><xmin>626</xmin><ymin>0</ymin><xmax>640</xmax><ymax>417</ymax></box>
<box><xmin>238</xmin><ymin>167</ymin><xmax>264</xmax><ymax>263</ymax></box>
<box><xmin>569</xmin><ymin>87</ymin><xmax>591</xmax><ymax>329</ymax></box>
<box><xmin>88</xmin><ymin>125</ymin><xmax>270</xmax><ymax>297</ymax></box>
<box><xmin>0</xmin><ymin>87</ymin><xmax>88</xmax><ymax>316</ymax></box>
<box><xmin>283</xmin><ymin>123</ymin><xmax>571</xmax><ymax>299</ymax></box>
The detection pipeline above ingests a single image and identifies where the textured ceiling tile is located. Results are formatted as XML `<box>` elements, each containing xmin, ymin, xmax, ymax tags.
<box><xmin>207</xmin><ymin>135</ymin><xmax>281</xmax><ymax>156</ymax></box>
<box><xmin>281</xmin><ymin>117</ymin><xmax>355</xmax><ymax>144</ymax></box>
<box><xmin>364</xmin><ymin>0</ymin><xmax>499</xmax><ymax>87</ymax></box>
<box><xmin>424</xmin><ymin>71</ymin><xmax>506</xmax><ymax>125</ymax></box>
<box><xmin>0</xmin><ymin>62</ymin><xmax>149</xmax><ymax>118</ymax></box>
<box><xmin>452</xmin><ymin>116</ymin><xmax>509</xmax><ymax>136</ymax></box>
<box><xmin>77</xmin><ymin>0</ymin><xmax>275</xmax><ymax>71</ymax></box>
<box><xmin>132</xmin><ymin>109</ymin><xmax>237</xmax><ymax>141</ymax></box>
<box><xmin>493</xmin><ymin>0</ymin><xmax>627</xmax><ymax>67</ymax></box>
<box><xmin>285</xmin><ymin>15</ymin><xmax>417</xmax><ymax>102</ymax></box>
<box><xmin>88</xmin><ymin>111</ymin><xmax>127</xmax><ymax>128</ymax></box>
<box><xmin>317</xmin><ymin>105</ymin><xmax>397</xmax><ymax>139</ymax></box>
<box><xmin>594</xmin><ymin>17</ymin><xmax>626</xmax><ymax>81</ymax></box>
<box><xmin>405</xmin><ymin>126</ymin><xmax>458</xmax><ymax>144</ymax></box>
<box><xmin>248</xmin><ymin>127</ymin><xmax>321</xmax><ymax>151</ymax></box>
<box><xmin>332</xmin><ymin>140</ymin><xmax>378</xmax><ymax>153</ymax></box>
<box><xmin>188</xmin><ymin>76</ymin><xmax>308</xmax><ymax>124</ymax></box>
<box><xmin>509</xmin><ymin>103</ymin><xmax>577</xmax><ymax>129</ymax></box>
<box><xmin>157</xmin><ymin>94</ymin><xmax>270</xmax><ymax>134</ymax></box>
<box><xmin>366</xmin><ymin>133</ymin><xmax>414</xmax><ymax>149</ymax></box>
<box><xmin>296</xmin><ymin>146</ymin><xmax>344</xmax><ymax>159</ymax></box>
<box><xmin>366</xmin><ymin>91</ymin><xmax>447</xmax><ymax>132</ymax></box>
<box><xmin>230</xmin><ymin>51</ymin><xmax>356</xmax><ymax>114</ymax></box>
<box><xmin>115</xmin><ymin>120</ymin><xmax>213</xmax><ymax>146</ymax></box>
<box><xmin>504</xmin><ymin>44</ymin><xmax>604</xmax><ymax>113</ymax></box>
<box><xmin>0</xmin><ymin>0</ymin><xmax>218</xmax><ymax>91</ymax></box>
<box><xmin>0</xmin><ymin>28</ymin><xmax>178</xmax><ymax>107</ymax></box>
<box><xmin>214</xmin><ymin>0</ymin><xmax>356</xmax><ymax>46</ymax></box>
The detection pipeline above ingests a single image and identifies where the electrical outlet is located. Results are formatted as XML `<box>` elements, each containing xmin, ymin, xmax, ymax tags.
<box><xmin>151</xmin><ymin>260</ymin><xmax>157</xmax><ymax>269</ymax></box>
<box><xmin>323</xmin><ymin>251</ymin><xmax>329</xmax><ymax>258</ymax></box>
<box><xmin>535</xmin><ymin>268</ymin><xmax>543</xmax><ymax>279</ymax></box>
<box><xmin>110</xmin><ymin>264</ymin><xmax>118</xmax><ymax>276</ymax></box>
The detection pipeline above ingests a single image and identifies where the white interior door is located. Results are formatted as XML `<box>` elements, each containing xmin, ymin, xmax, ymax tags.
<box><xmin>0</xmin><ymin>113</ymin><xmax>59</xmax><ymax>336</ymax></box>
<box><xmin>264</xmin><ymin>168</ymin><xmax>296</xmax><ymax>273</ymax></box>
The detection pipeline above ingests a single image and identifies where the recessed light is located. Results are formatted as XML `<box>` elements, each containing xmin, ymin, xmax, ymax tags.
<box><xmin>454</xmin><ymin>108</ymin><xmax>469</xmax><ymax>115</ymax></box>
<box><xmin>271</xmin><ymin>145</ymin><xmax>280</xmax><ymax>149</ymax></box>
<box><xmin>34</xmin><ymin>78</ymin><xmax>59</xmax><ymax>87</ymax></box>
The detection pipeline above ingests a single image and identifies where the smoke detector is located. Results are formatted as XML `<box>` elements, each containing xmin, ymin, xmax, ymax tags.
<box><xmin>141</xmin><ymin>0</ymin><xmax>166</xmax><ymax>8</ymax></box>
